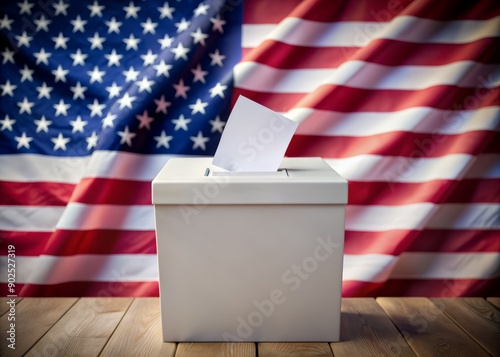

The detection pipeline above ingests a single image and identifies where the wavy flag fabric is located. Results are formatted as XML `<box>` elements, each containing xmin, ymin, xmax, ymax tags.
<box><xmin>0</xmin><ymin>0</ymin><xmax>499</xmax><ymax>297</ymax></box>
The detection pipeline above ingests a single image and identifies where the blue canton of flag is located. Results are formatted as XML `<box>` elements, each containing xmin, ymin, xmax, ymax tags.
<box><xmin>0</xmin><ymin>0</ymin><xmax>242</xmax><ymax>156</ymax></box>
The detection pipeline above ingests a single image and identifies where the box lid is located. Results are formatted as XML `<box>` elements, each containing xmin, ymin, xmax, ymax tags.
<box><xmin>152</xmin><ymin>157</ymin><xmax>347</xmax><ymax>205</ymax></box>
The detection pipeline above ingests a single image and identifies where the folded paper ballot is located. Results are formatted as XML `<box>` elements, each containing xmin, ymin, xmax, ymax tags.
<box><xmin>212</xmin><ymin>95</ymin><xmax>299</xmax><ymax>172</ymax></box>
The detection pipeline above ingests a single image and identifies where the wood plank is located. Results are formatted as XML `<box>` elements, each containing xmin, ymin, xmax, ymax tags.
<box><xmin>487</xmin><ymin>297</ymin><xmax>500</xmax><ymax>310</ymax></box>
<box><xmin>258</xmin><ymin>342</ymin><xmax>332</xmax><ymax>356</ymax></box>
<box><xmin>377</xmin><ymin>297</ymin><xmax>489</xmax><ymax>357</ymax></box>
<box><xmin>24</xmin><ymin>297</ymin><xmax>132</xmax><ymax>357</ymax></box>
<box><xmin>330</xmin><ymin>298</ymin><xmax>415</xmax><ymax>357</ymax></box>
<box><xmin>432</xmin><ymin>298</ymin><xmax>500</xmax><ymax>356</ymax></box>
<box><xmin>175</xmin><ymin>342</ymin><xmax>256</xmax><ymax>357</ymax></box>
<box><xmin>1</xmin><ymin>298</ymin><xmax>77</xmax><ymax>357</ymax></box>
<box><xmin>100</xmin><ymin>298</ymin><xmax>176</xmax><ymax>357</ymax></box>
<box><xmin>0</xmin><ymin>297</ymin><xmax>22</xmax><ymax>316</ymax></box>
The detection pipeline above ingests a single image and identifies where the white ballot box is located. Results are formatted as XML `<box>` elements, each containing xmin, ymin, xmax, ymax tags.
<box><xmin>152</xmin><ymin>157</ymin><xmax>348</xmax><ymax>342</ymax></box>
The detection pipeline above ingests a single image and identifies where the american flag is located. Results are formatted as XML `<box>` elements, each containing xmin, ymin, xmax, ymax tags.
<box><xmin>0</xmin><ymin>0</ymin><xmax>498</xmax><ymax>297</ymax></box>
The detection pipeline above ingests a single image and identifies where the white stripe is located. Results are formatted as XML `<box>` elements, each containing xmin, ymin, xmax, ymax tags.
<box><xmin>234</xmin><ymin>61</ymin><xmax>500</xmax><ymax>92</ymax></box>
<box><xmin>242</xmin><ymin>16</ymin><xmax>500</xmax><ymax>48</ymax></box>
<box><xmin>0</xmin><ymin>206</ymin><xmax>65</xmax><ymax>232</ymax></box>
<box><xmin>426</xmin><ymin>203</ymin><xmax>500</xmax><ymax>229</ymax></box>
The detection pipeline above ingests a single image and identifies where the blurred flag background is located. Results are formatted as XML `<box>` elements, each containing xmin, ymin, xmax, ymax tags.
<box><xmin>0</xmin><ymin>0</ymin><xmax>498</xmax><ymax>297</ymax></box>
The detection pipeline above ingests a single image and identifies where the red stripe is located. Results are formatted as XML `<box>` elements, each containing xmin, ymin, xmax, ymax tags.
<box><xmin>0</xmin><ymin>181</ymin><xmax>74</xmax><ymax>206</ymax></box>
<box><xmin>14</xmin><ymin>282</ymin><xmax>160</xmax><ymax>297</ymax></box>
<box><xmin>243</xmin><ymin>0</ymin><xmax>303</xmax><ymax>24</ymax></box>
<box><xmin>70</xmin><ymin>177</ymin><xmax>152</xmax><ymax>205</ymax></box>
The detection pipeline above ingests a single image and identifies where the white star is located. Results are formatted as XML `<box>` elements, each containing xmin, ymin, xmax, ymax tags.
<box><xmin>173</xmin><ymin>79</ymin><xmax>190</xmax><ymax>99</ymax></box>
<box><xmin>105</xmin><ymin>49</ymin><xmax>123</xmax><ymax>67</ymax></box>
<box><xmin>18</xmin><ymin>0</ymin><xmax>34</xmax><ymax>15</ymax></box>
<box><xmin>190</xmin><ymin>27</ymin><xmax>208</xmax><ymax>46</ymax></box>
<box><xmin>15</xmin><ymin>132</ymin><xmax>33</xmax><ymax>149</ymax></box>
<box><xmin>70</xmin><ymin>116</ymin><xmax>88</xmax><ymax>133</ymax></box>
<box><xmin>209</xmin><ymin>49</ymin><xmax>226</xmax><ymax>66</ymax></box>
<box><xmin>123</xmin><ymin>66</ymin><xmax>140</xmax><ymax>82</ymax></box>
<box><xmin>158</xmin><ymin>34</ymin><xmax>174</xmax><ymax>50</ymax></box>
<box><xmin>123</xmin><ymin>2</ymin><xmax>140</xmax><ymax>18</ymax></box>
<box><xmin>158</xmin><ymin>2</ymin><xmax>175</xmax><ymax>19</ymax></box>
<box><xmin>34</xmin><ymin>116</ymin><xmax>51</xmax><ymax>133</ymax></box>
<box><xmin>1</xmin><ymin>80</ymin><xmax>17</xmax><ymax>96</ymax></box>
<box><xmin>86</xmin><ymin>131</ymin><xmax>98</xmax><ymax>150</ymax></box>
<box><xmin>0</xmin><ymin>115</ymin><xmax>15</xmax><ymax>131</ymax></box>
<box><xmin>87</xmin><ymin>66</ymin><xmax>105</xmax><ymax>83</ymax></box>
<box><xmin>70</xmin><ymin>15</ymin><xmax>87</xmax><ymax>33</ymax></box>
<box><xmin>52</xmin><ymin>32</ymin><xmax>69</xmax><ymax>49</ymax></box>
<box><xmin>123</xmin><ymin>33</ymin><xmax>141</xmax><ymax>50</ymax></box>
<box><xmin>210</xmin><ymin>15</ymin><xmax>226</xmax><ymax>33</ymax></box>
<box><xmin>20</xmin><ymin>65</ymin><xmax>34</xmax><ymax>82</ymax></box>
<box><xmin>190</xmin><ymin>131</ymin><xmax>209</xmax><ymax>151</ymax></box>
<box><xmin>34</xmin><ymin>48</ymin><xmax>51</xmax><ymax>65</ymax></box>
<box><xmin>117</xmin><ymin>92</ymin><xmax>136</xmax><ymax>109</ymax></box>
<box><xmin>194</xmin><ymin>3</ymin><xmax>210</xmax><ymax>16</ymax></box>
<box><xmin>153</xmin><ymin>60</ymin><xmax>172</xmax><ymax>77</ymax></box>
<box><xmin>191</xmin><ymin>64</ymin><xmax>208</xmax><ymax>83</ymax></box>
<box><xmin>17</xmin><ymin>97</ymin><xmax>34</xmax><ymax>114</ymax></box>
<box><xmin>34</xmin><ymin>15</ymin><xmax>51</xmax><ymax>32</ymax></box>
<box><xmin>171</xmin><ymin>42</ymin><xmax>190</xmax><ymax>61</ymax></box>
<box><xmin>1</xmin><ymin>48</ymin><xmax>15</xmax><ymax>64</ymax></box>
<box><xmin>0</xmin><ymin>15</ymin><xmax>14</xmax><ymax>30</ymax></box>
<box><xmin>87</xmin><ymin>99</ymin><xmax>105</xmax><ymax>117</ymax></box>
<box><xmin>105</xmin><ymin>82</ymin><xmax>122</xmax><ymax>98</ymax></box>
<box><xmin>52</xmin><ymin>65</ymin><xmax>69</xmax><ymax>82</ymax></box>
<box><xmin>117</xmin><ymin>126</ymin><xmax>136</xmax><ymax>146</ymax></box>
<box><xmin>70</xmin><ymin>82</ymin><xmax>87</xmax><ymax>100</ymax></box>
<box><xmin>102</xmin><ymin>113</ymin><xmax>117</xmax><ymax>128</ymax></box>
<box><xmin>53</xmin><ymin>0</ymin><xmax>69</xmax><ymax>16</ymax></box>
<box><xmin>136</xmin><ymin>76</ymin><xmax>155</xmax><ymax>93</ymax></box>
<box><xmin>175</xmin><ymin>18</ymin><xmax>190</xmax><ymax>33</ymax></box>
<box><xmin>36</xmin><ymin>82</ymin><xmax>53</xmax><ymax>99</ymax></box>
<box><xmin>105</xmin><ymin>17</ymin><xmax>122</xmax><ymax>33</ymax></box>
<box><xmin>140</xmin><ymin>50</ymin><xmax>157</xmax><ymax>66</ymax></box>
<box><xmin>88</xmin><ymin>1</ymin><xmax>105</xmax><ymax>17</ymax></box>
<box><xmin>53</xmin><ymin>99</ymin><xmax>70</xmax><ymax>116</ymax></box>
<box><xmin>209</xmin><ymin>116</ymin><xmax>225</xmax><ymax>133</ymax></box>
<box><xmin>154</xmin><ymin>95</ymin><xmax>171</xmax><ymax>113</ymax></box>
<box><xmin>154</xmin><ymin>131</ymin><xmax>173</xmax><ymax>149</ymax></box>
<box><xmin>136</xmin><ymin>110</ymin><xmax>154</xmax><ymax>130</ymax></box>
<box><xmin>172</xmin><ymin>114</ymin><xmax>191</xmax><ymax>131</ymax></box>
<box><xmin>189</xmin><ymin>98</ymin><xmax>208</xmax><ymax>115</ymax></box>
<box><xmin>141</xmin><ymin>18</ymin><xmax>158</xmax><ymax>34</ymax></box>
<box><xmin>70</xmin><ymin>49</ymin><xmax>88</xmax><ymax>66</ymax></box>
<box><xmin>88</xmin><ymin>32</ymin><xmax>105</xmax><ymax>50</ymax></box>
<box><xmin>15</xmin><ymin>31</ymin><xmax>33</xmax><ymax>48</ymax></box>
<box><xmin>209</xmin><ymin>82</ymin><xmax>228</xmax><ymax>98</ymax></box>
<box><xmin>51</xmin><ymin>133</ymin><xmax>70</xmax><ymax>151</ymax></box>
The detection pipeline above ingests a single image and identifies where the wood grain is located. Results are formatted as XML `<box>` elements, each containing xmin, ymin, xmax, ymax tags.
<box><xmin>258</xmin><ymin>342</ymin><xmax>332</xmax><ymax>356</ymax></box>
<box><xmin>377</xmin><ymin>297</ymin><xmax>489</xmax><ymax>357</ymax></box>
<box><xmin>432</xmin><ymin>298</ymin><xmax>500</xmax><ymax>356</ymax></box>
<box><xmin>487</xmin><ymin>297</ymin><xmax>500</xmax><ymax>310</ymax></box>
<box><xmin>100</xmin><ymin>298</ymin><xmax>176</xmax><ymax>357</ymax></box>
<box><xmin>330</xmin><ymin>298</ymin><xmax>415</xmax><ymax>357</ymax></box>
<box><xmin>175</xmin><ymin>342</ymin><xmax>256</xmax><ymax>357</ymax></box>
<box><xmin>0</xmin><ymin>297</ymin><xmax>22</xmax><ymax>316</ymax></box>
<box><xmin>24</xmin><ymin>297</ymin><xmax>132</xmax><ymax>357</ymax></box>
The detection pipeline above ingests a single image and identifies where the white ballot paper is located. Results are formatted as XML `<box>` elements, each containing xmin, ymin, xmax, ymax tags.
<box><xmin>212</xmin><ymin>96</ymin><xmax>299</xmax><ymax>171</ymax></box>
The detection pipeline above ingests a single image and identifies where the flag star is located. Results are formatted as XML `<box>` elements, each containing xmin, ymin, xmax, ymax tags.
<box><xmin>136</xmin><ymin>110</ymin><xmax>154</xmax><ymax>130</ymax></box>
<box><xmin>136</xmin><ymin>76</ymin><xmax>155</xmax><ymax>93</ymax></box>
<box><xmin>105</xmin><ymin>49</ymin><xmax>123</xmax><ymax>67</ymax></box>
<box><xmin>189</xmin><ymin>98</ymin><xmax>208</xmax><ymax>115</ymax></box>
<box><xmin>70</xmin><ymin>116</ymin><xmax>88</xmax><ymax>133</ymax></box>
<box><xmin>0</xmin><ymin>15</ymin><xmax>14</xmax><ymax>30</ymax></box>
<box><xmin>141</xmin><ymin>18</ymin><xmax>158</xmax><ymax>34</ymax></box>
<box><xmin>173</xmin><ymin>79</ymin><xmax>190</xmax><ymax>99</ymax></box>
<box><xmin>70</xmin><ymin>49</ymin><xmax>88</xmax><ymax>66</ymax></box>
<box><xmin>2</xmin><ymin>48</ymin><xmax>15</xmax><ymax>64</ymax></box>
<box><xmin>209</xmin><ymin>49</ymin><xmax>226</xmax><ymax>66</ymax></box>
<box><xmin>70</xmin><ymin>81</ymin><xmax>87</xmax><ymax>100</ymax></box>
<box><xmin>190</xmin><ymin>27</ymin><xmax>208</xmax><ymax>46</ymax></box>
<box><xmin>123</xmin><ymin>66</ymin><xmax>140</xmax><ymax>82</ymax></box>
<box><xmin>88</xmin><ymin>1</ymin><xmax>105</xmax><ymax>17</ymax></box>
<box><xmin>34</xmin><ymin>15</ymin><xmax>51</xmax><ymax>32</ymax></box>
<box><xmin>190</xmin><ymin>131</ymin><xmax>209</xmax><ymax>151</ymax></box>
<box><xmin>52</xmin><ymin>32</ymin><xmax>69</xmax><ymax>49</ymax></box>
<box><xmin>15</xmin><ymin>132</ymin><xmax>33</xmax><ymax>149</ymax></box>
<box><xmin>153</xmin><ymin>60</ymin><xmax>172</xmax><ymax>77</ymax></box>
<box><xmin>175</xmin><ymin>18</ymin><xmax>190</xmax><ymax>33</ymax></box>
<box><xmin>36</xmin><ymin>82</ymin><xmax>53</xmax><ymax>99</ymax></box>
<box><xmin>117</xmin><ymin>126</ymin><xmax>136</xmax><ymax>146</ymax></box>
<box><xmin>171</xmin><ymin>43</ymin><xmax>190</xmax><ymax>61</ymax></box>
<box><xmin>18</xmin><ymin>0</ymin><xmax>34</xmax><ymax>15</ymax></box>
<box><xmin>105</xmin><ymin>82</ymin><xmax>122</xmax><ymax>98</ymax></box>
<box><xmin>158</xmin><ymin>2</ymin><xmax>175</xmax><ymax>19</ymax></box>
<box><xmin>210</xmin><ymin>15</ymin><xmax>226</xmax><ymax>33</ymax></box>
<box><xmin>209</xmin><ymin>82</ymin><xmax>228</xmax><ymax>98</ymax></box>
<box><xmin>1</xmin><ymin>80</ymin><xmax>17</xmax><ymax>96</ymax></box>
<box><xmin>34</xmin><ymin>115</ymin><xmax>52</xmax><ymax>133</ymax></box>
<box><xmin>102</xmin><ymin>113</ymin><xmax>117</xmax><ymax>128</ymax></box>
<box><xmin>140</xmin><ymin>50</ymin><xmax>158</xmax><ymax>66</ymax></box>
<box><xmin>0</xmin><ymin>115</ymin><xmax>16</xmax><ymax>131</ymax></box>
<box><xmin>172</xmin><ymin>114</ymin><xmax>191</xmax><ymax>131</ymax></box>
<box><xmin>51</xmin><ymin>133</ymin><xmax>70</xmax><ymax>151</ymax></box>
<box><xmin>123</xmin><ymin>33</ymin><xmax>141</xmax><ymax>50</ymax></box>
<box><xmin>52</xmin><ymin>65</ymin><xmax>69</xmax><ymax>82</ymax></box>
<box><xmin>86</xmin><ymin>131</ymin><xmax>99</xmax><ymax>150</ymax></box>
<box><xmin>194</xmin><ymin>3</ymin><xmax>210</xmax><ymax>16</ymax></box>
<box><xmin>15</xmin><ymin>31</ymin><xmax>33</xmax><ymax>48</ymax></box>
<box><xmin>154</xmin><ymin>95</ymin><xmax>171</xmax><ymax>113</ymax></box>
<box><xmin>34</xmin><ymin>48</ymin><xmax>52</xmax><ymax>65</ymax></box>
<box><xmin>209</xmin><ymin>116</ymin><xmax>226</xmax><ymax>133</ymax></box>
<box><xmin>117</xmin><ymin>92</ymin><xmax>136</xmax><ymax>109</ymax></box>
<box><xmin>53</xmin><ymin>99</ymin><xmax>70</xmax><ymax>116</ymax></box>
<box><xmin>20</xmin><ymin>65</ymin><xmax>34</xmax><ymax>82</ymax></box>
<box><xmin>87</xmin><ymin>99</ymin><xmax>105</xmax><ymax>117</ymax></box>
<box><xmin>158</xmin><ymin>34</ymin><xmax>174</xmax><ymax>49</ymax></box>
<box><xmin>17</xmin><ymin>97</ymin><xmax>34</xmax><ymax>114</ymax></box>
<box><xmin>87</xmin><ymin>66</ymin><xmax>105</xmax><ymax>83</ymax></box>
<box><xmin>124</xmin><ymin>2</ymin><xmax>140</xmax><ymax>18</ymax></box>
<box><xmin>191</xmin><ymin>64</ymin><xmax>208</xmax><ymax>83</ymax></box>
<box><xmin>70</xmin><ymin>15</ymin><xmax>87</xmax><ymax>32</ymax></box>
<box><xmin>154</xmin><ymin>131</ymin><xmax>173</xmax><ymax>149</ymax></box>
<box><xmin>88</xmin><ymin>32</ymin><xmax>105</xmax><ymax>50</ymax></box>
<box><xmin>105</xmin><ymin>17</ymin><xmax>122</xmax><ymax>33</ymax></box>
<box><xmin>53</xmin><ymin>0</ymin><xmax>69</xmax><ymax>16</ymax></box>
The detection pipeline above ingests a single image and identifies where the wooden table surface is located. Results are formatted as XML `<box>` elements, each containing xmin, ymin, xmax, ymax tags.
<box><xmin>1</xmin><ymin>297</ymin><xmax>499</xmax><ymax>356</ymax></box>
